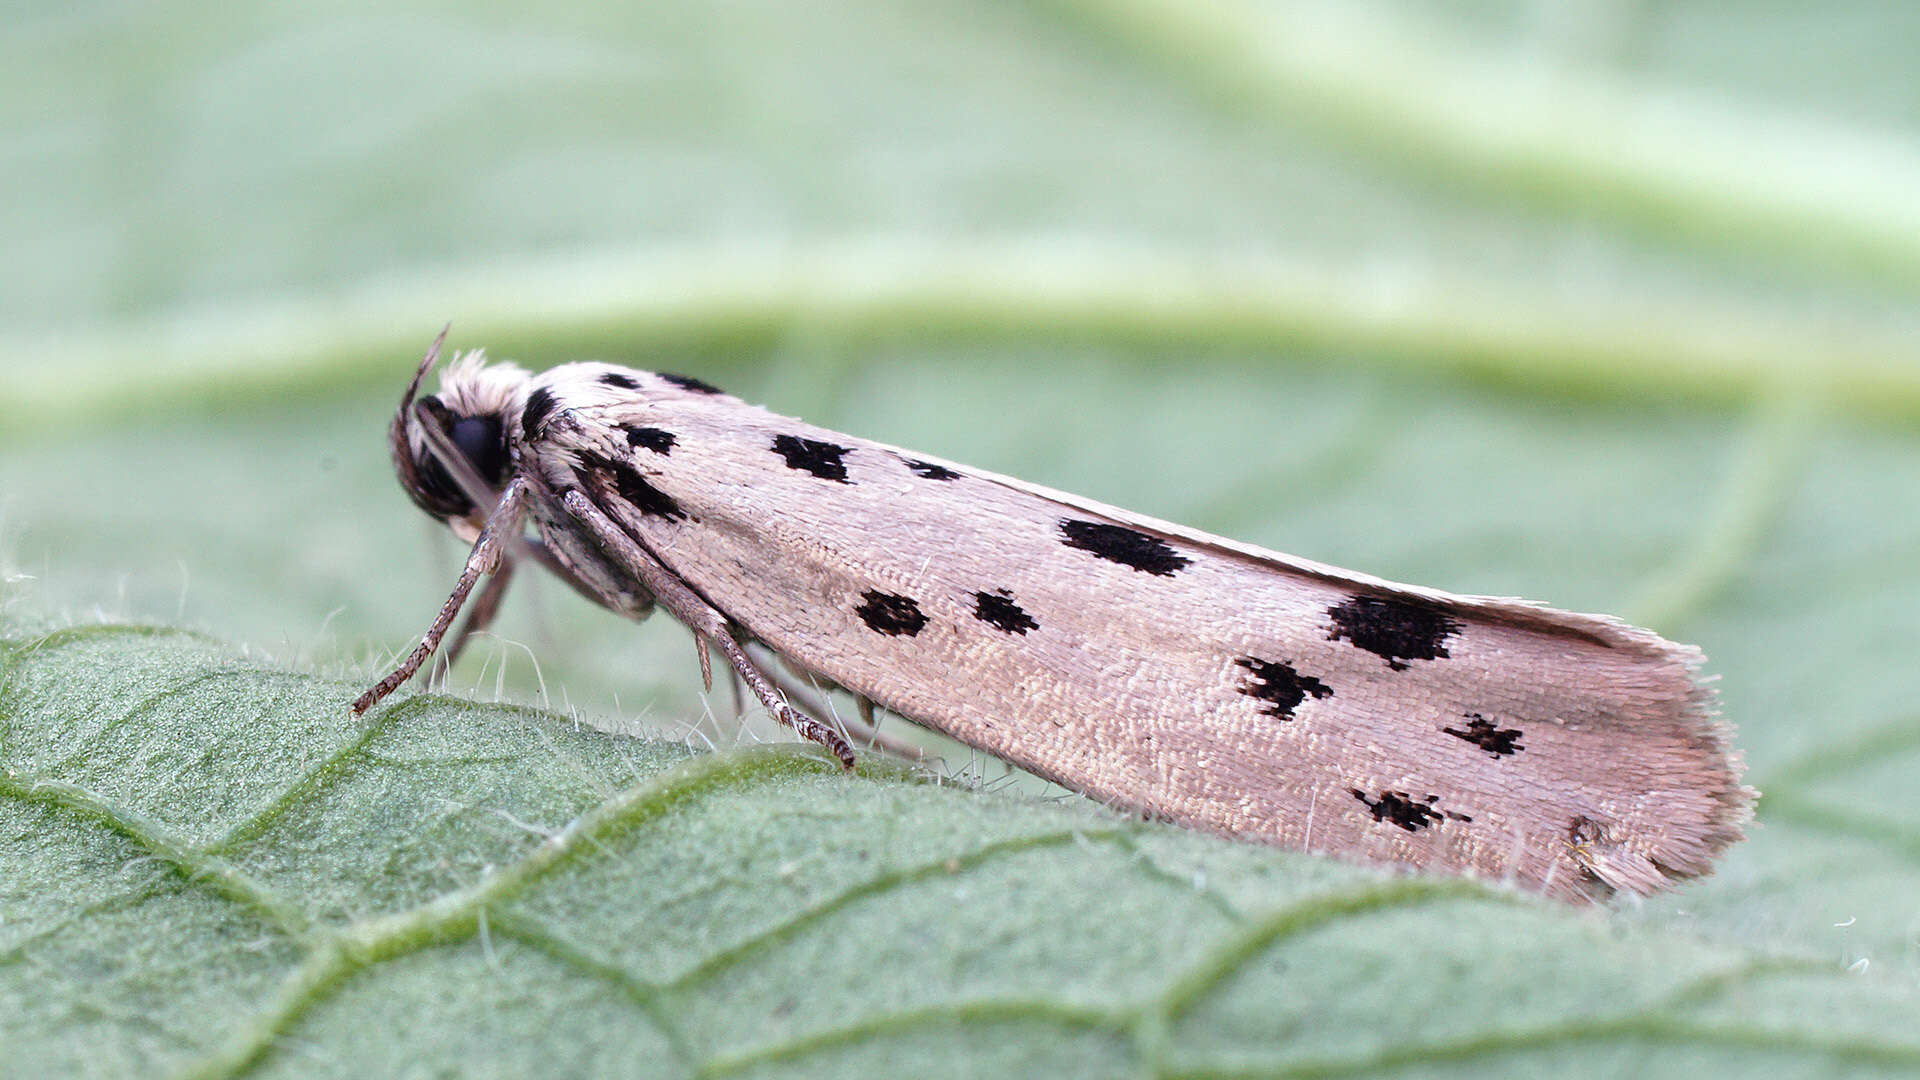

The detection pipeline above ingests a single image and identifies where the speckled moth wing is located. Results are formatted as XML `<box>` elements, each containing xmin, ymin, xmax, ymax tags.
<box><xmin>520</xmin><ymin>364</ymin><xmax>1748</xmax><ymax>902</ymax></box>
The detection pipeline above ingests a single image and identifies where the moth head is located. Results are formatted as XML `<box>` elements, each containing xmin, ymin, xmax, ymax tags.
<box><xmin>389</xmin><ymin>328</ymin><xmax>528</xmax><ymax>537</ymax></box>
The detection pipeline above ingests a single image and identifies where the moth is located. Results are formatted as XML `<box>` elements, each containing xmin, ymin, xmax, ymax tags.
<box><xmin>357</xmin><ymin>330</ymin><xmax>1753</xmax><ymax>903</ymax></box>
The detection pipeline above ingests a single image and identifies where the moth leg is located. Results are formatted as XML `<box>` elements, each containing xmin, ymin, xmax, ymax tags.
<box><xmin>845</xmin><ymin>694</ymin><xmax>933</xmax><ymax>762</ymax></box>
<box><xmin>438</xmin><ymin>530</ymin><xmax>644</xmax><ymax>684</ymax></box>
<box><xmin>749</xmin><ymin>648</ymin><xmax>848</xmax><ymax>740</ymax></box>
<box><xmin>694</xmin><ymin>635</ymin><xmax>714</xmax><ymax>691</ymax></box>
<box><xmin>844</xmin><ymin>703</ymin><xmax>928</xmax><ymax>763</ymax></box>
<box><xmin>746</xmin><ymin>642</ymin><xmax>928</xmax><ymax>764</ymax></box>
<box><xmin>522</xmin><ymin>534</ymin><xmax>654</xmax><ymax>618</ymax></box>
<box><xmin>354</xmin><ymin>476</ymin><xmax>530</xmax><ymax>716</ymax></box>
<box><xmin>748</xmin><ymin>642</ymin><xmax>856</xmax><ymax>744</ymax></box>
<box><xmin>724</xmin><ymin>652</ymin><xmax>746</xmax><ymax>720</ymax></box>
<box><xmin>558</xmin><ymin>489</ymin><xmax>857</xmax><ymax>769</ymax></box>
<box><xmin>439</xmin><ymin>552</ymin><xmax>516</xmax><ymax>674</ymax></box>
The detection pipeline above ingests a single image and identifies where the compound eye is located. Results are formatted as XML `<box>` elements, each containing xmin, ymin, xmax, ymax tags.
<box><xmin>449</xmin><ymin>415</ymin><xmax>508</xmax><ymax>488</ymax></box>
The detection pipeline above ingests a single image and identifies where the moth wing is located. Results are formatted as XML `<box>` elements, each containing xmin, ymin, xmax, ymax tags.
<box><xmin>819</xmin><ymin>439</ymin><xmax>1750</xmax><ymax>885</ymax></box>
<box><xmin>546</xmin><ymin>379</ymin><xmax>1749</xmax><ymax>901</ymax></box>
<box><xmin>865</xmin><ymin>443</ymin><xmax>1687</xmax><ymax>651</ymax></box>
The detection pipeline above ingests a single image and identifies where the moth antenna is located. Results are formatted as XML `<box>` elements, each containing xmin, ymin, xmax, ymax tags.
<box><xmin>420</xmin><ymin>322</ymin><xmax>451</xmax><ymax>379</ymax></box>
<box><xmin>413</xmin><ymin>397</ymin><xmax>502</xmax><ymax>517</ymax></box>
<box><xmin>388</xmin><ymin>325</ymin><xmax>451</xmax><ymax>509</ymax></box>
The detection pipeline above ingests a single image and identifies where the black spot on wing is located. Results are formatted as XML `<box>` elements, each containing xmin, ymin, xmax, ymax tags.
<box><xmin>521</xmin><ymin>387</ymin><xmax>560</xmax><ymax>435</ymax></box>
<box><xmin>1444</xmin><ymin>714</ymin><xmax>1524</xmax><ymax>757</ymax></box>
<box><xmin>661</xmin><ymin>373</ymin><xmax>724</xmax><ymax>395</ymax></box>
<box><xmin>1235</xmin><ymin>657</ymin><xmax>1333</xmax><ymax>720</ymax></box>
<box><xmin>856</xmin><ymin>590</ymin><xmax>927</xmax><ymax>636</ymax></box>
<box><xmin>973</xmin><ymin>589</ymin><xmax>1038</xmax><ymax>634</ymax></box>
<box><xmin>577</xmin><ymin>452</ymin><xmax>685</xmax><ymax>522</ymax></box>
<box><xmin>1058</xmin><ymin>520</ymin><xmax>1191</xmax><ymax>577</ymax></box>
<box><xmin>1326</xmin><ymin>596</ymin><xmax>1462</xmax><ymax>671</ymax></box>
<box><xmin>904</xmin><ymin>459</ymin><xmax>961</xmax><ymax>481</ymax></box>
<box><xmin>1350</xmin><ymin>789</ymin><xmax>1450</xmax><ymax>832</ymax></box>
<box><xmin>624</xmin><ymin>426</ymin><xmax>677</xmax><ymax>455</ymax></box>
<box><xmin>599</xmin><ymin>372</ymin><xmax>642</xmax><ymax>390</ymax></box>
<box><xmin>772</xmin><ymin>434</ymin><xmax>853</xmax><ymax>483</ymax></box>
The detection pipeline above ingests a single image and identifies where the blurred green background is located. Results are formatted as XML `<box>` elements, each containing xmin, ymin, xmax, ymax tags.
<box><xmin>5</xmin><ymin>0</ymin><xmax>1920</xmax><ymax>1074</ymax></box>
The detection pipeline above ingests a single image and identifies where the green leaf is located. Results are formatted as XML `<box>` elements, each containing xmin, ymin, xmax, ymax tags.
<box><xmin>4</xmin><ymin>622</ymin><xmax>1915</xmax><ymax>1079</ymax></box>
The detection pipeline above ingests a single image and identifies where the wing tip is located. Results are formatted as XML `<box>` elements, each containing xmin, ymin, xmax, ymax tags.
<box><xmin>1578</xmin><ymin>648</ymin><xmax>1756</xmax><ymax>902</ymax></box>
